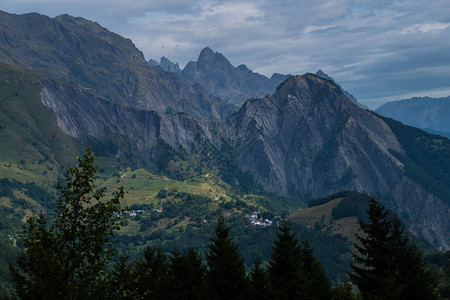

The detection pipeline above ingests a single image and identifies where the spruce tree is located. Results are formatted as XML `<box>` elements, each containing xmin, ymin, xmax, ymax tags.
<box><xmin>299</xmin><ymin>240</ymin><xmax>332</xmax><ymax>299</ymax></box>
<box><xmin>349</xmin><ymin>198</ymin><xmax>437</xmax><ymax>300</ymax></box>
<box><xmin>167</xmin><ymin>248</ymin><xmax>206</xmax><ymax>300</ymax></box>
<box><xmin>267</xmin><ymin>220</ymin><xmax>303</xmax><ymax>299</ymax></box>
<box><xmin>248</xmin><ymin>260</ymin><xmax>268</xmax><ymax>300</ymax></box>
<box><xmin>206</xmin><ymin>215</ymin><xmax>248</xmax><ymax>300</ymax></box>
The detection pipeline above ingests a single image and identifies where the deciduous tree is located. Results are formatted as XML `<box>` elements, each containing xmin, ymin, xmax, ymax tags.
<box><xmin>10</xmin><ymin>148</ymin><xmax>124</xmax><ymax>300</ymax></box>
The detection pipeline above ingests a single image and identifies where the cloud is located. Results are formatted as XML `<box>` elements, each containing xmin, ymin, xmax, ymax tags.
<box><xmin>2</xmin><ymin>0</ymin><xmax>450</xmax><ymax>107</ymax></box>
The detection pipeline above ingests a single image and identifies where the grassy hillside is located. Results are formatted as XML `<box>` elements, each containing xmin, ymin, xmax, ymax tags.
<box><xmin>0</xmin><ymin>62</ymin><xmax>83</xmax><ymax>187</ymax></box>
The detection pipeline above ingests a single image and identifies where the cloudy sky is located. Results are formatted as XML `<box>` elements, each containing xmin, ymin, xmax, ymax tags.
<box><xmin>2</xmin><ymin>0</ymin><xmax>450</xmax><ymax>108</ymax></box>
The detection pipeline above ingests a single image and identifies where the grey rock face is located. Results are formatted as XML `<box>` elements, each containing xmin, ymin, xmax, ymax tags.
<box><xmin>159</xmin><ymin>57</ymin><xmax>181</xmax><ymax>73</ymax></box>
<box><xmin>315</xmin><ymin>70</ymin><xmax>359</xmax><ymax>104</ymax></box>
<box><xmin>41</xmin><ymin>74</ymin><xmax>450</xmax><ymax>249</ymax></box>
<box><xmin>0</xmin><ymin>11</ymin><xmax>234</xmax><ymax>121</ymax></box>
<box><xmin>180</xmin><ymin>47</ymin><xmax>290</xmax><ymax>106</ymax></box>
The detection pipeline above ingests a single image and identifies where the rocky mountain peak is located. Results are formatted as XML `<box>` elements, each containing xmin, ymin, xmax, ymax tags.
<box><xmin>0</xmin><ymin>11</ymin><xmax>234</xmax><ymax>121</ymax></box>
<box><xmin>315</xmin><ymin>69</ymin><xmax>333</xmax><ymax>81</ymax></box>
<box><xmin>180</xmin><ymin>47</ymin><xmax>290</xmax><ymax>106</ymax></box>
<box><xmin>314</xmin><ymin>70</ymin><xmax>359</xmax><ymax>104</ymax></box>
<box><xmin>195</xmin><ymin>47</ymin><xmax>231</xmax><ymax>71</ymax></box>
<box><xmin>159</xmin><ymin>56</ymin><xmax>181</xmax><ymax>73</ymax></box>
<box><xmin>197</xmin><ymin>46</ymin><xmax>215</xmax><ymax>61</ymax></box>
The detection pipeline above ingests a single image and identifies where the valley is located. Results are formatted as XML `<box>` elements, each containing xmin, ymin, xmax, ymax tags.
<box><xmin>0</xmin><ymin>9</ymin><xmax>449</xmax><ymax>298</ymax></box>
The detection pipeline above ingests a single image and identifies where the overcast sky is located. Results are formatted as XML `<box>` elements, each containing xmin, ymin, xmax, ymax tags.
<box><xmin>2</xmin><ymin>0</ymin><xmax>450</xmax><ymax>108</ymax></box>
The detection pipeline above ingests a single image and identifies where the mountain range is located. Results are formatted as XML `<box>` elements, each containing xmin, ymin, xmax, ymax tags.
<box><xmin>151</xmin><ymin>47</ymin><xmax>290</xmax><ymax>106</ymax></box>
<box><xmin>377</xmin><ymin>96</ymin><xmax>450</xmax><ymax>138</ymax></box>
<box><xmin>0</xmin><ymin>10</ymin><xmax>449</xmax><ymax>251</ymax></box>
<box><xmin>0</xmin><ymin>11</ymin><xmax>234</xmax><ymax>121</ymax></box>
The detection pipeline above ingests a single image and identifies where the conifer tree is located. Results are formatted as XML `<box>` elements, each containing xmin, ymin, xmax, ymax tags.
<box><xmin>349</xmin><ymin>198</ymin><xmax>437</xmax><ymax>300</ymax></box>
<box><xmin>299</xmin><ymin>240</ymin><xmax>332</xmax><ymax>299</ymax></box>
<box><xmin>206</xmin><ymin>215</ymin><xmax>248</xmax><ymax>300</ymax></box>
<box><xmin>248</xmin><ymin>260</ymin><xmax>268</xmax><ymax>300</ymax></box>
<box><xmin>132</xmin><ymin>247</ymin><xmax>169</xmax><ymax>299</ymax></box>
<box><xmin>267</xmin><ymin>220</ymin><xmax>303</xmax><ymax>299</ymax></box>
<box><xmin>10</xmin><ymin>148</ymin><xmax>124</xmax><ymax>300</ymax></box>
<box><xmin>167</xmin><ymin>248</ymin><xmax>206</xmax><ymax>300</ymax></box>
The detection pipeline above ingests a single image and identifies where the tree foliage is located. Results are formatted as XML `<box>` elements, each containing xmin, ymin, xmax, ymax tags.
<box><xmin>267</xmin><ymin>221</ymin><xmax>332</xmax><ymax>299</ymax></box>
<box><xmin>349</xmin><ymin>198</ymin><xmax>436</xmax><ymax>300</ymax></box>
<box><xmin>206</xmin><ymin>215</ymin><xmax>248</xmax><ymax>299</ymax></box>
<box><xmin>10</xmin><ymin>148</ymin><xmax>124</xmax><ymax>300</ymax></box>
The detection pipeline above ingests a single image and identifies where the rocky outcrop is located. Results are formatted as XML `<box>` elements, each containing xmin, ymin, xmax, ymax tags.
<box><xmin>315</xmin><ymin>70</ymin><xmax>359</xmax><ymax>103</ymax></box>
<box><xmin>40</xmin><ymin>73</ymin><xmax>450</xmax><ymax>249</ymax></box>
<box><xmin>180</xmin><ymin>47</ymin><xmax>290</xmax><ymax>106</ymax></box>
<box><xmin>0</xmin><ymin>11</ymin><xmax>234</xmax><ymax>120</ymax></box>
<box><xmin>223</xmin><ymin>75</ymin><xmax>404</xmax><ymax>197</ymax></box>
<box><xmin>148</xmin><ymin>57</ymin><xmax>181</xmax><ymax>73</ymax></box>
<box><xmin>159</xmin><ymin>57</ymin><xmax>181</xmax><ymax>73</ymax></box>
<box><xmin>40</xmin><ymin>77</ymin><xmax>213</xmax><ymax>164</ymax></box>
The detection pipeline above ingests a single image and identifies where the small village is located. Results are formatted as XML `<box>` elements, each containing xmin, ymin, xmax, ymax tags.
<box><xmin>245</xmin><ymin>211</ymin><xmax>274</xmax><ymax>227</ymax></box>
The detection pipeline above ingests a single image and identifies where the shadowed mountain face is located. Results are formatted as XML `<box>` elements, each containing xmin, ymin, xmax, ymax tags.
<box><xmin>377</xmin><ymin>96</ymin><xmax>450</xmax><ymax>137</ymax></box>
<box><xmin>179</xmin><ymin>47</ymin><xmax>290</xmax><ymax>106</ymax></box>
<box><xmin>39</xmin><ymin>72</ymin><xmax>450</xmax><ymax>249</ymax></box>
<box><xmin>0</xmin><ymin>11</ymin><xmax>234</xmax><ymax>120</ymax></box>
<box><xmin>1</xmin><ymin>11</ymin><xmax>449</xmax><ymax>249</ymax></box>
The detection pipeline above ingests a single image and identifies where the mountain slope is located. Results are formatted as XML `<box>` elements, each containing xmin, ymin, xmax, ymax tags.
<box><xmin>180</xmin><ymin>47</ymin><xmax>290</xmax><ymax>106</ymax></box>
<box><xmin>39</xmin><ymin>70</ymin><xmax>450</xmax><ymax>249</ymax></box>
<box><xmin>0</xmin><ymin>62</ymin><xmax>82</xmax><ymax>184</ymax></box>
<box><xmin>1</xmin><ymin>11</ymin><xmax>448</xmax><ymax>249</ymax></box>
<box><xmin>0</xmin><ymin>11</ymin><xmax>234</xmax><ymax>120</ymax></box>
<box><xmin>222</xmin><ymin>75</ymin><xmax>449</xmax><ymax>249</ymax></box>
<box><xmin>315</xmin><ymin>70</ymin><xmax>359</xmax><ymax>103</ymax></box>
<box><xmin>377</xmin><ymin>96</ymin><xmax>450</xmax><ymax>137</ymax></box>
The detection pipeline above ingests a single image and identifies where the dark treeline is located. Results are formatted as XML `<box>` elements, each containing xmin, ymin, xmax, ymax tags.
<box><xmin>104</xmin><ymin>216</ymin><xmax>336</xmax><ymax>300</ymax></box>
<box><xmin>4</xmin><ymin>149</ymin><xmax>441</xmax><ymax>299</ymax></box>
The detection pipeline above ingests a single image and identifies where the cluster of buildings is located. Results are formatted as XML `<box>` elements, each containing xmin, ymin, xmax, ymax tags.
<box><xmin>245</xmin><ymin>211</ymin><xmax>273</xmax><ymax>227</ymax></box>
<box><xmin>122</xmin><ymin>207</ymin><xmax>164</xmax><ymax>218</ymax></box>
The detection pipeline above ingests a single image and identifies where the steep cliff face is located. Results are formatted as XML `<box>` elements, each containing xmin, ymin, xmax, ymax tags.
<box><xmin>40</xmin><ymin>77</ymin><xmax>214</xmax><ymax>165</ymax></box>
<box><xmin>220</xmin><ymin>75</ymin><xmax>449</xmax><ymax>249</ymax></box>
<box><xmin>225</xmin><ymin>75</ymin><xmax>404</xmax><ymax>198</ymax></box>
<box><xmin>39</xmin><ymin>73</ymin><xmax>450</xmax><ymax>249</ymax></box>
<box><xmin>0</xmin><ymin>11</ymin><xmax>234</xmax><ymax>120</ymax></box>
<box><xmin>180</xmin><ymin>47</ymin><xmax>290</xmax><ymax>106</ymax></box>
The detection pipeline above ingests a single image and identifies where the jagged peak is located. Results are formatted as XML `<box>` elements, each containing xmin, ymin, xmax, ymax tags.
<box><xmin>148</xmin><ymin>59</ymin><xmax>159</xmax><ymax>67</ymax></box>
<box><xmin>315</xmin><ymin>69</ymin><xmax>333</xmax><ymax>81</ymax></box>
<box><xmin>237</xmin><ymin>64</ymin><xmax>249</xmax><ymax>71</ymax></box>
<box><xmin>159</xmin><ymin>56</ymin><xmax>181</xmax><ymax>73</ymax></box>
<box><xmin>197</xmin><ymin>47</ymin><xmax>229</xmax><ymax>66</ymax></box>
<box><xmin>198</xmin><ymin>47</ymin><xmax>215</xmax><ymax>59</ymax></box>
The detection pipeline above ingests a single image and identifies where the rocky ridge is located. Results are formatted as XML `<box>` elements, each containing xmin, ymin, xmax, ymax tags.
<box><xmin>179</xmin><ymin>47</ymin><xmax>290</xmax><ymax>106</ymax></box>
<box><xmin>39</xmin><ymin>72</ymin><xmax>450</xmax><ymax>249</ymax></box>
<box><xmin>0</xmin><ymin>11</ymin><xmax>233</xmax><ymax>120</ymax></box>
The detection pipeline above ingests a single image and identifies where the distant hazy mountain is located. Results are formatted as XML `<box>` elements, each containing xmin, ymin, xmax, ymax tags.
<box><xmin>377</xmin><ymin>96</ymin><xmax>450</xmax><ymax>137</ymax></box>
<box><xmin>0</xmin><ymin>11</ymin><xmax>233</xmax><ymax>120</ymax></box>
<box><xmin>179</xmin><ymin>47</ymin><xmax>290</xmax><ymax>106</ymax></box>
<box><xmin>149</xmin><ymin>56</ymin><xmax>181</xmax><ymax>73</ymax></box>
<box><xmin>315</xmin><ymin>70</ymin><xmax>359</xmax><ymax>103</ymax></box>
